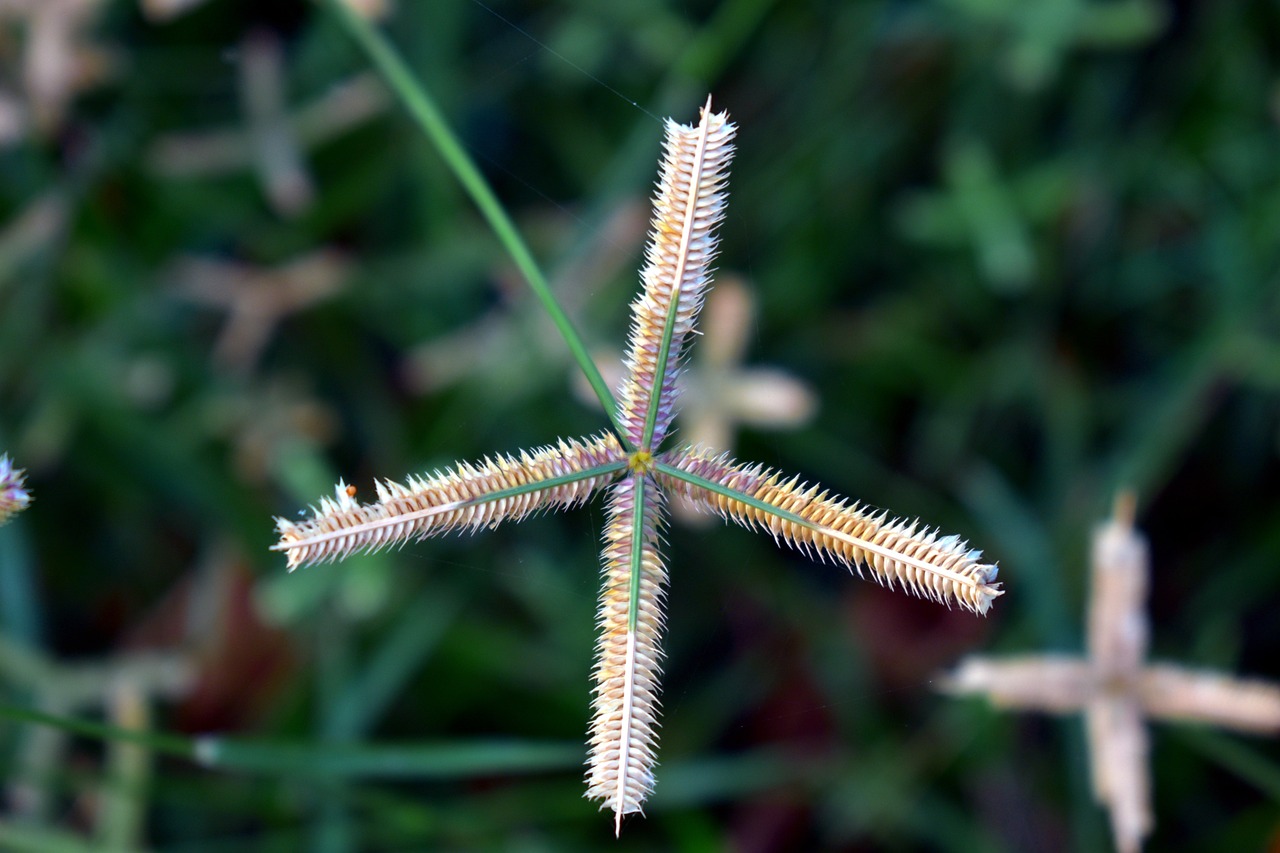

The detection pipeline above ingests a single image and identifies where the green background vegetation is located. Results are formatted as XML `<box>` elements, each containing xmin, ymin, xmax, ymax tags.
<box><xmin>1</xmin><ymin>0</ymin><xmax>1278</xmax><ymax>849</ymax></box>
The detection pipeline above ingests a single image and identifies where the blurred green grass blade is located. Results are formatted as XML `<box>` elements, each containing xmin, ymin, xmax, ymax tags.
<box><xmin>671</xmin><ymin>0</ymin><xmax>778</xmax><ymax>84</ymax></box>
<box><xmin>1112</xmin><ymin>345</ymin><xmax>1221</xmax><ymax>499</ymax></box>
<box><xmin>327</xmin><ymin>589</ymin><xmax>462</xmax><ymax>739</ymax></box>
<box><xmin>0</xmin><ymin>702</ymin><xmax>194</xmax><ymax>760</ymax></box>
<box><xmin>314</xmin><ymin>608</ymin><xmax>355</xmax><ymax>853</ymax></box>
<box><xmin>0</xmin><ymin>519</ymin><xmax>42</xmax><ymax>647</ymax></box>
<box><xmin>321</xmin><ymin>0</ymin><xmax>626</xmax><ymax>443</ymax></box>
<box><xmin>1174</xmin><ymin>727</ymin><xmax>1280</xmax><ymax>802</ymax></box>
<box><xmin>196</xmin><ymin>737</ymin><xmax>581</xmax><ymax>779</ymax></box>
<box><xmin>0</xmin><ymin>820</ymin><xmax>135</xmax><ymax>853</ymax></box>
<box><xmin>3</xmin><ymin>701</ymin><xmax>579</xmax><ymax>781</ymax></box>
<box><xmin>958</xmin><ymin>464</ymin><xmax>1075</xmax><ymax>647</ymax></box>
<box><xmin>651</xmin><ymin>749</ymin><xmax>825</xmax><ymax>806</ymax></box>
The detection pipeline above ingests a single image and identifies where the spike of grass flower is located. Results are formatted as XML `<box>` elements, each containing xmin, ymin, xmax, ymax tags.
<box><xmin>0</xmin><ymin>454</ymin><xmax>32</xmax><ymax>525</ymax></box>
<box><xmin>272</xmin><ymin>98</ymin><xmax>1002</xmax><ymax>834</ymax></box>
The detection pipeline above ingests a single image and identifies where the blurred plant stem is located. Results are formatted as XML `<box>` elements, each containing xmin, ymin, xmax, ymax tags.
<box><xmin>0</xmin><ymin>700</ymin><xmax>585</xmax><ymax>777</ymax></box>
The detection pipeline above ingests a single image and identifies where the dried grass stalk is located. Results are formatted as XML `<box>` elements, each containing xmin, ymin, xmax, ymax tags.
<box><xmin>1139</xmin><ymin>665</ymin><xmax>1280</xmax><ymax>734</ymax></box>
<box><xmin>1089</xmin><ymin>491</ymin><xmax>1148</xmax><ymax>676</ymax></box>
<box><xmin>940</xmin><ymin>492</ymin><xmax>1280</xmax><ymax>853</ymax></box>
<box><xmin>1086</xmin><ymin>694</ymin><xmax>1151</xmax><ymax>853</ymax></box>
<box><xmin>942</xmin><ymin>657</ymin><xmax>1092</xmax><ymax>711</ymax></box>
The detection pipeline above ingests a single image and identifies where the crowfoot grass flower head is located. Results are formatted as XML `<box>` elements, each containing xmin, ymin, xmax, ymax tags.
<box><xmin>273</xmin><ymin>98</ymin><xmax>1002</xmax><ymax>834</ymax></box>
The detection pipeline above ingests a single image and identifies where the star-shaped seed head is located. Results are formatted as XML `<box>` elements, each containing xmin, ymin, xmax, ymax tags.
<box><xmin>273</xmin><ymin>98</ymin><xmax>1001</xmax><ymax>834</ymax></box>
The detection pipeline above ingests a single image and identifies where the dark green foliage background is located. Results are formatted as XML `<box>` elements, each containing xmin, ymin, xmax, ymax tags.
<box><xmin>1</xmin><ymin>0</ymin><xmax>1279</xmax><ymax>849</ymax></box>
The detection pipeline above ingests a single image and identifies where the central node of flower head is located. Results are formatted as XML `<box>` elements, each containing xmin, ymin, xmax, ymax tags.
<box><xmin>628</xmin><ymin>450</ymin><xmax>655</xmax><ymax>474</ymax></box>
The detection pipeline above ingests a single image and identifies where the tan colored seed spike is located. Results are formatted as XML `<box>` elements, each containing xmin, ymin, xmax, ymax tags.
<box><xmin>656</xmin><ymin>447</ymin><xmax>1002</xmax><ymax>614</ymax></box>
<box><xmin>272</xmin><ymin>432</ymin><xmax>626</xmax><ymax>570</ymax></box>
<box><xmin>1137</xmin><ymin>665</ymin><xmax>1280</xmax><ymax>732</ymax></box>
<box><xmin>585</xmin><ymin>474</ymin><xmax>669</xmax><ymax>835</ymax></box>
<box><xmin>616</xmin><ymin>96</ymin><xmax>736</xmax><ymax>450</ymax></box>
<box><xmin>1085</xmin><ymin>489</ymin><xmax>1151</xmax><ymax>851</ymax></box>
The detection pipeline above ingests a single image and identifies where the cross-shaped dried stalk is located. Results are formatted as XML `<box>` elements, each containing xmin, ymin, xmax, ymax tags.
<box><xmin>172</xmin><ymin>249</ymin><xmax>349</xmax><ymax>373</ymax></box>
<box><xmin>671</xmin><ymin>274</ymin><xmax>818</xmax><ymax>452</ymax></box>
<box><xmin>273</xmin><ymin>99</ymin><xmax>1002</xmax><ymax>834</ymax></box>
<box><xmin>404</xmin><ymin>200</ymin><xmax>646</xmax><ymax>397</ymax></box>
<box><xmin>0</xmin><ymin>0</ymin><xmax>115</xmax><ymax>134</ymax></box>
<box><xmin>0</xmin><ymin>635</ymin><xmax>192</xmax><ymax>828</ymax></box>
<box><xmin>942</xmin><ymin>493</ymin><xmax>1280</xmax><ymax>853</ymax></box>
<box><xmin>147</xmin><ymin>72</ymin><xmax>389</xmax><ymax>187</ymax></box>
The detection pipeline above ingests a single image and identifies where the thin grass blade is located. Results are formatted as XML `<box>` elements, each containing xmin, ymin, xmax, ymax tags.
<box><xmin>321</xmin><ymin>0</ymin><xmax>624</xmax><ymax>434</ymax></box>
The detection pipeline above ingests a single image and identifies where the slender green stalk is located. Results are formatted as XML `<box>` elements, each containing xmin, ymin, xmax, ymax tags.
<box><xmin>465</xmin><ymin>460</ymin><xmax>628</xmax><ymax>507</ymax></box>
<box><xmin>628</xmin><ymin>475</ymin><xmax>646</xmax><ymax>632</ymax></box>
<box><xmin>0</xmin><ymin>702</ymin><xmax>581</xmax><ymax>779</ymax></box>
<box><xmin>197</xmin><ymin>738</ymin><xmax>581</xmax><ymax>778</ymax></box>
<box><xmin>640</xmin><ymin>304</ymin><xmax>678</xmax><ymax>451</ymax></box>
<box><xmin>653</xmin><ymin>460</ymin><xmax>811</xmax><ymax>529</ymax></box>
<box><xmin>0</xmin><ymin>702</ymin><xmax>193</xmax><ymax>760</ymax></box>
<box><xmin>1175</xmin><ymin>727</ymin><xmax>1280</xmax><ymax>802</ymax></box>
<box><xmin>322</xmin><ymin>0</ymin><xmax>627</xmax><ymax>443</ymax></box>
<box><xmin>326</xmin><ymin>590</ymin><xmax>460</xmax><ymax>738</ymax></box>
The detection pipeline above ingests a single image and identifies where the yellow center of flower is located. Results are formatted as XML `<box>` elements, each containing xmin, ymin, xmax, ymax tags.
<box><xmin>628</xmin><ymin>450</ymin><xmax>655</xmax><ymax>474</ymax></box>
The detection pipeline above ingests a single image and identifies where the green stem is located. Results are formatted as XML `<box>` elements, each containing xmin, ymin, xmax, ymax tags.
<box><xmin>0</xmin><ymin>702</ymin><xmax>581</xmax><ymax>779</ymax></box>
<box><xmin>1174</xmin><ymin>726</ymin><xmax>1280</xmax><ymax>803</ymax></box>
<box><xmin>628</xmin><ymin>475</ymin><xmax>646</xmax><ymax>633</ymax></box>
<box><xmin>197</xmin><ymin>738</ymin><xmax>580</xmax><ymax>778</ymax></box>
<box><xmin>473</xmin><ymin>460</ymin><xmax>629</xmax><ymax>508</ymax></box>
<box><xmin>322</xmin><ymin>0</ymin><xmax>627</xmax><ymax>444</ymax></box>
<box><xmin>0</xmin><ymin>702</ymin><xmax>193</xmax><ymax>760</ymax></box>
<box><xmin>653</xmin><ymin>459</ymin><xmax>811</xmax><ymax>530</ymax></box>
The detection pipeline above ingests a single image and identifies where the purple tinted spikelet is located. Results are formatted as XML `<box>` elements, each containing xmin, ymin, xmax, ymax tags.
<box><xmin>273</xmin><ymin>432</ymin><xmax>626</xmax><ymax>570</ymax></box>
<box><xmin>0</xmin><ymin>455</ymin><xmax>31</xmax><ymax>526</ymax></box>
<box><xmin>585</xmin><ymin>474</ymin><xmax>669</xmax><ymax>835</ymax></box>
<box><xmin>616</xmin><ymin>97</ymin><xmax>736</xmax><ymax>451</ymax></box>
